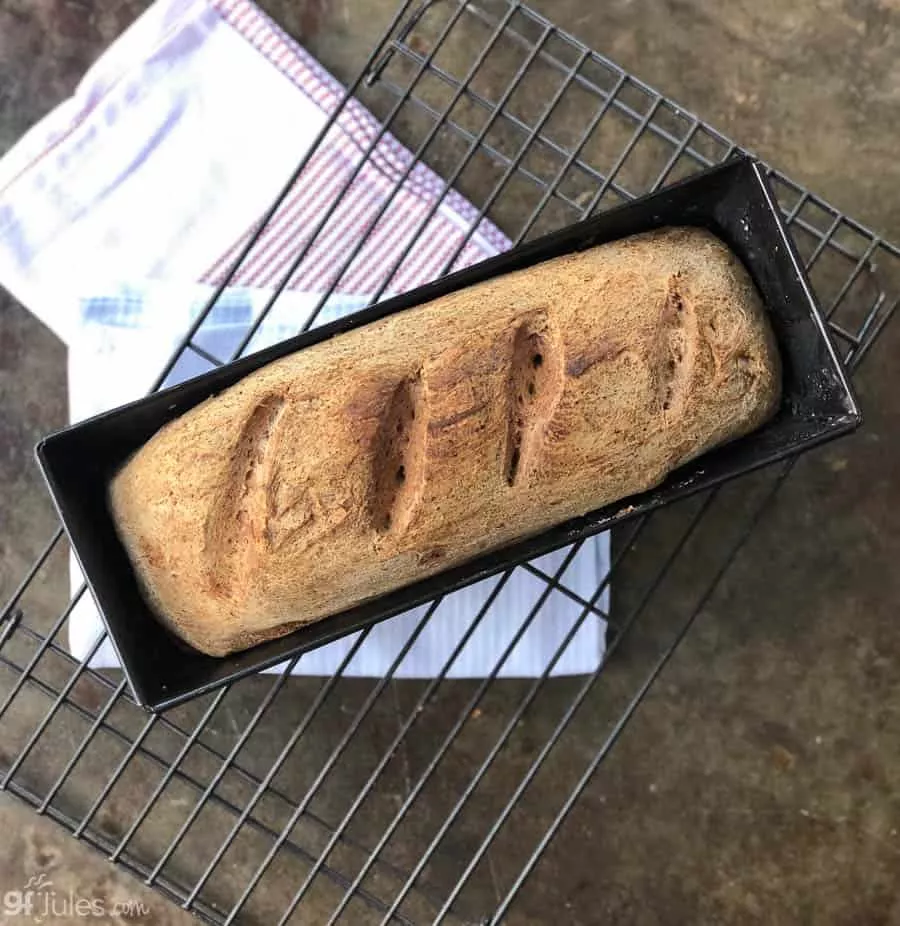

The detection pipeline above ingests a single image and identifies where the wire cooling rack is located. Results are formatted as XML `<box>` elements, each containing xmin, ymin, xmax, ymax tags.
<box><xmin>2</xmin><ymin>0</ymin><xmax>899</xmax><ymax>923</ymax></box>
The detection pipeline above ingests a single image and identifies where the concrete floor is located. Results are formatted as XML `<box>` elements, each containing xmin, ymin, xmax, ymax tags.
<box><xmin>1</xmin><ymin>0</ymin><xmax>899</xmax><ymax>924</ymax></box>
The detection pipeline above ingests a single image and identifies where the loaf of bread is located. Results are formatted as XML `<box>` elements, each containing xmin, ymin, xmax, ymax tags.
<box><xmin>110</xmin><ymin>227</ymin><xmax>780</xmax><ymax>656</ymax></box>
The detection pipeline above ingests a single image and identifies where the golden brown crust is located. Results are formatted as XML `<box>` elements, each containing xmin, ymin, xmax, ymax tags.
<box><xmin>109</xmin><ymin>228</ymin><xmax>781</xmax><ymax>656</ymax></box>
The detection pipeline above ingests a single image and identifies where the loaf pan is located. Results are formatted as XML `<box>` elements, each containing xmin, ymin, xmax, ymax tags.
<box><xmin>36</xmin><ymin>156</ymin><xmax>860</xmax><ymax>711</ymax></box>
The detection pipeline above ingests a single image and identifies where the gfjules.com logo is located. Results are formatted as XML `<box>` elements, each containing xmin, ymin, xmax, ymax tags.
<box><xmin>2</xmin><ymin>873</ymin><xmax>151</xmax><ymax>920</ymax></box>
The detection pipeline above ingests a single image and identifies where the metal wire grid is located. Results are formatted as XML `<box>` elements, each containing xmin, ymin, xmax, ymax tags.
<box><xmin>1</xmin><ymin>0</ymin><xmax>899</xmax><ymax>922</ymax></box>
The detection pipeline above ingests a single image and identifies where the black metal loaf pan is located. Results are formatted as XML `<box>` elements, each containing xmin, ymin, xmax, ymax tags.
<box><xmin>36</xmin><ymin>156</ymin><xmax>860</xmax><ymax>711</ymax></box>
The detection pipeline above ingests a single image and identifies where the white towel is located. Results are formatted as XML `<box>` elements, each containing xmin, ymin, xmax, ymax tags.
<box><xmin>0</xmin><ymin>0</ymin><xmax>608</xmax><ymax>677</ymax></box>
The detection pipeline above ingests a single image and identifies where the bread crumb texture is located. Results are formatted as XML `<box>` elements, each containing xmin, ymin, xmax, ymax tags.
<box><xmin>110</xmin><ymin>228</ymin><xmax>781</xmax><ymax>656</ymax></box>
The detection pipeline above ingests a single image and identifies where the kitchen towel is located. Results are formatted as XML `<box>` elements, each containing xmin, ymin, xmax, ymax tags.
<box><xmin>0</xmin><ymin>0</ymin><xmax>609</xmax><ymax>677</ymax></box>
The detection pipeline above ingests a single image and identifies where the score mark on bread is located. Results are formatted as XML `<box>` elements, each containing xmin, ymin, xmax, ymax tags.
<box><xmin>658</xmin><ymin>273</ymin><xmax>694</xmax><ymax>415</ymax></box>
<box><xmin>203</xmin><ymin>393</ymin><xmax>286</xmax><ymax>596</ymax></box>
<box><xmin>505</xmin><ymin>312</ymin><xmax>565</xmax><ymax>486</ymax></box>
<box><xmin>369</xmin><ymin>373</ymin><xmax>428</xmax><ymax>535</ymax></box>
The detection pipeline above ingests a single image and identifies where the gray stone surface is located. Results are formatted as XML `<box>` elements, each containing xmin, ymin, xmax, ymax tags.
<box><xmin>0</xmin><ymin>0</ymin><xmax>898</xmax><ymax>924</ymax></box>
<box><xmin>0</xmin><ymin>791</ymin><xmax>187</xmax><ymax>925</ymax></box>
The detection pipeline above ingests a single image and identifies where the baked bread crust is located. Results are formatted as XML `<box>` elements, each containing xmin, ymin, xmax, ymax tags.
<box><xmin>110</xmin><ymin>227</ymin><xmax>781</xmax><ymax>656</ymax></box>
